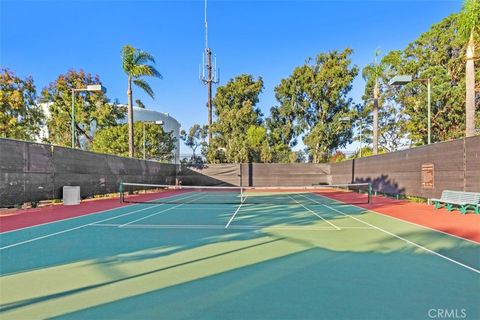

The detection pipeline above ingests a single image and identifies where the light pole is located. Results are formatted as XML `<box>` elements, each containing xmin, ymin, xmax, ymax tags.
<box><xmin>142</xmin><ymin>120</ymin><xmax>164</xmax><ymax>160</ymax></box>
<box><xmin>389</xmin><ymin>75</ymin><xmax>431</xmax><ymax>144</ymax></box>
<box><xmin>71</xmin><ymin>84</ymin><xmax>107</xmax><ymax>148</ymax></box>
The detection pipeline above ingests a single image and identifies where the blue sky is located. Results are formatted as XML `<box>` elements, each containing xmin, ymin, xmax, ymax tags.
<box><xmin>1</xmin><ymin>0</ymin><xmax>463</xmax><ymax>154</ymax></box>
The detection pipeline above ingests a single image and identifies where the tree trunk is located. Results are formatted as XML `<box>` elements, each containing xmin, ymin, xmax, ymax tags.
<box><xmin>373</xmin><ymin>80</ymin><xmax>379</xmax><ymax>154</ymax></box>
<box><xmin>127</xmin><ymin>76</ymin><xmax>135</xmax><ymax>157</ymax></box>
<box><xmin>465</xmin><ymin>32</ymin><xmax>476</xmax><ymax>137</ymax></box>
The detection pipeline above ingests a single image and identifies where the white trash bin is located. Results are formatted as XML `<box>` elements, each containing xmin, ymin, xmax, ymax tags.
<box><xmin>63</xmin><ymin>186</ymin><xmax>81</xmax><ymax>205</ymax></box>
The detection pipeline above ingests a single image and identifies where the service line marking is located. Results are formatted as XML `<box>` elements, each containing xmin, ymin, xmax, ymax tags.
<box><xmin>297</xmin><ymin>193</ymin><xmax>480</xmax><ymax>274</ymax></box>
<box><xmin>225</xmin><ymin>197</ymin><xmax>247</xmax><ymax>229</ymax></box>
<box><xmin>118</xmin><ymin>194</ymin><xmax>210</xmax><ymax>227</ymax></box>
<box><xmin>288</xmin><ymin>195</ymin><xmax>341</xmax><ymax>230</ymax></box>
<box><xmin>0</xmin><ymin>192</ymin><xmax>200</xmax><ymax>251</ymax></box>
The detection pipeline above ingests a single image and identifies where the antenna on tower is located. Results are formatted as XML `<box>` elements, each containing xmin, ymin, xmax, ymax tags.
<box><xmin>200</xmin><ymin>0</ymin><xmax>219</xmax><ymax>141</ymax></box>
<box><xmin>204</xmin><ymin>0</ymin><xmax>208</xmax><ymax>49</ymax></box>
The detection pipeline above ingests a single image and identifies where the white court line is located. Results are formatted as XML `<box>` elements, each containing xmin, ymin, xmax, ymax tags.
<box><xmin>90</xmin><ymin>223</ymin><xmax>371</xmax><ymax>231</ymax></box>
<box><xmin>0</xmin><ymin>192</ymin><xmax>200</xmax><ymax>250</ymax></box>
<box><xmin>297</xmin><ymin>193</ymin><xmax>480</xmax><ymax>274</ymax></box>
<box><xmin>176</xmin><ymin>206</ymin><xmax>236</xmax><ymax>210</ymax></box>
<box><xmin>0</xmin><ymin>204</ymin><xmax>166</xmax><ymax>251</ymax></box>
<box><xmin>225</xmin><ymin>197</ymin><xmax>246</xmax><ymax>229</ymax></box>
<box><xmin>0</xmin><ymin>189</ymin><xmax>200</xmax><ymax>235</ymax></box>
<box><xmin>118</xmin><ymin>194</ymin><xmax>209</xmax><ymax>227</ymax></box>
<box><xmin>370</xmin><ymin>207</ymin><xmax>480</xmax><ymax>245</ymax></box>
<box><xmin>288</xmin><ymin>195</ymin><xmax>341</xmax><ymax>230</ymax></box>
<box><xmin>306</xmin><ymin>194</ymin><xmax>480</xmax><ymax>245</ymax></box>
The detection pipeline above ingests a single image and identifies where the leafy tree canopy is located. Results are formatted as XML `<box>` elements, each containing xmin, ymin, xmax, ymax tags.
<box><xmin>382</xmin><ymin>14</ymin><xmax>480</xmax><ymax>145</ymax></box>
<box><xmin>0</xmin><ymin>68</ymin><xmax>43</xmax><ymax>140</ymax></box>
<box><xmin>180</xmin><ymin>124</ymin><xmax>208</xmax><ymax>159</ymax></box>
<box><xmin>41</xmin><ymin>69</ymin><xmax>125</xmax><ymax>148</ymax></box>
<box><xmin>458</xmin><ymin>0</ymin><xmax>480</xmax><ymax>41</ymax></box>
<box><xmin>269</xmin><ymin>49</ymin><xmax>358</xmax><ymax>163</ymax></box>
<box><xmin>208</xmin><ymin>74</ymin><xmax>265</xmax><ymax>163</ymax></box>
<box><xmin>91</xmin><ymin>122</ymin><xmax>176</xmax><ymax>162</ymax></box>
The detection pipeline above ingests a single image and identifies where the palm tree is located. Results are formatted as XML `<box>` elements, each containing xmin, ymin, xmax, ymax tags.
<box><xmin>362</xmin><ymin>50</ymin><xmax>385</xmax><ymax>155</ymax></box>
<box><xmin>458</xmin><ymin>0</ymin><xmax>480</xmax><ymax>137</ymax></box>
<box><xmin>122</xmin><ymin>45</ymin><xmax>162</xmax><ymax>157</ymax></box>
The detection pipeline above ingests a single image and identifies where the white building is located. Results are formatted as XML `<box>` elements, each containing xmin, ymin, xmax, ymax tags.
<box><xmin>37</xmin><ymin>102</ymin><xmax>52</xmax><ymax>143</ymax></box>
<box><xmin>37</xmin><ymin>102</ymin><xmax>181</xmax><ymax>163</ymax></box>
<box><xmin>119</xmin><ymin>106</ymin><xmax>181</xmax><ymax>163</ymax></box>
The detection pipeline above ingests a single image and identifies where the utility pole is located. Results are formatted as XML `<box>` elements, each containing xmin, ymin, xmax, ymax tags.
<box><xmin>200</xmin><ymin>0</ymin><xmax>219</xmax><ymax>141</ymax></box>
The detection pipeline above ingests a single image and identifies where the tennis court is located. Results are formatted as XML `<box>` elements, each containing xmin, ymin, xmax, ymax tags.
<box><xmin>0</xmin><ymin>185</ymin><xmax>479</xmax><ymax>319</ymax></box>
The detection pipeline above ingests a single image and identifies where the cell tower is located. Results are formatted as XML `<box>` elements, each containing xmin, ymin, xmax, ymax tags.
<box><xmin>200</xmin><ymin>0</ymin><xmax>219</xmax><ymax>141</ymax></box>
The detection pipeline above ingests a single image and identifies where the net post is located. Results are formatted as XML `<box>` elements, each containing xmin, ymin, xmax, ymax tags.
<box><xmin>239</xmin><ymin>163</ymin><xmax>243</xmax><ymax>187</ymax></box>
<box><xmin>119</xmin><ymin>179</ymin><xmax>124</xmax><ymax>203</ymax></box>
<box><xmin>368</xmin><ymin>183</ymin><xmax>372</xmax><ymax>204</ymax></box>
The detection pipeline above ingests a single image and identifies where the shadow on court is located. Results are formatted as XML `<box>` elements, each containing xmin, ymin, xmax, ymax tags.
<box><xmin>1</xmin><ymin>197</ymin><xmax>479</xmax><ymax>320</ymax></box>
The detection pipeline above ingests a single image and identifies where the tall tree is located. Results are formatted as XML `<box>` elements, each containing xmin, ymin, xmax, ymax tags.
<box><xmin>246</xmin><ymin>125</ymin><xmax>272</xmax><ymax>163</ymax></box>
<box><xmin>377</xmin><ymin>104</ymin><xmax>408</xmax><ymax>152</ymax></box>
<box><xmin>91</xmin><ymin>122</ymin><xmax>175</xmax><ymax>161</ymax></box>
<box><xmin>180</xmin><ymin>124</ymin><xmax>208</xmax><ymax>161</ymax></box>
<box><xmin>41</xmin><ymin>70</ymin><xmax>123</xmax><ymax>148</ymax></box>
<box><xmin>266</xmin><ymin>83</ymin><xmax>299</xmax><ymax>163</ymax></box>
<box><xmin>0</xmin><ymin>68</ymin><xmax>43</xmax><ymax>140</ymax></box>
<box><xmin>458</xmin><ymin>0</ymin><xmax>480</xmax><ymax>137</ymax></box>
<box><xmin>383</xmin><ymin>15</ymin><xmax>479</xmax><ymax>144</ymax></box>
<box><xmin>121</xmin><ymin>45</ymin><xmax>162</xmax><ymax>158</ymax></box>
<box><xmin>208</xmin><ymin>74</ymin><xmax>264</xmax><ymax>163</ymax></box>
<box><xmin>360</xmin><ymin>50</ymin><xmax>408</xmax><ymax>153</ymax></box>
<box><xmin>270</xmin><ymin>49</ymin><xmax>358</xmax><ymax>163</ymax></box>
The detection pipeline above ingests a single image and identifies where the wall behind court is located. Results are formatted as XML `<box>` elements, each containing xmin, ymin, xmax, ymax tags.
<box><xmin>330</xmin><ymin>135</ymin><xmax>480</xmax><ymax>198</ymax></box>
<box><xmin>178</xmin><ymin>163</ymin><xmax>330</xmax><ymax>187</ymax></box>
<box><xmin>1</xmin><ymin>136</ymin><xmax>479</xmax><ymax>206</ymax></box>
<box><xmin>0</xmin><ymin>138</ymin><xmax>176</xmax><ymax>207</ymax></box>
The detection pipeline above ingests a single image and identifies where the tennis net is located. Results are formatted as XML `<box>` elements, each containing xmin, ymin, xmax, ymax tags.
<box><xmin>119</xmin><ymin>182</ymin><xmax>372</xmax><ymax>205</ymax></box>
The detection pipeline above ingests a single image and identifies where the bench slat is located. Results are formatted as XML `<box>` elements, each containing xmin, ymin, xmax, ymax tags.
<box><xmin>433</xmin><ymin>190</ymin><xmax>480</xmax><ymax>214</ymax></box>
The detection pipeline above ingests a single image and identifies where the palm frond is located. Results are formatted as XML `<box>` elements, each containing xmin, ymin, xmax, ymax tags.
<box><xmin>362</xmin><ymin>64</ymin><xmax>375</xmax><ymax>80</ymax></box>
<box><xmin>134</xmin><ymin>51</ymin><xmax>156</xmax><ymax>65</ymax></box>
<box><xmin>133</xmin><ymin>78</ymin><xmax>155</xmax><ymax>99</ymax></box>
<box><xmin>131</xmin><ymin>65</ymin><xmax>162</xmax><ymax>79</ymax></box>
<box><xmin>146</xmin><ymin>65</ymin><xmax>162</xmax><ymax>78</ymax></box>
<box><xmin>121</xmin><ymin>45</ymin><xmax>135</xmax><ymax>74</ymax></box>
<box><xmin>458</xmin><ymin>0</ymin><xmax>480</xmax><ymax>40</ymax></box>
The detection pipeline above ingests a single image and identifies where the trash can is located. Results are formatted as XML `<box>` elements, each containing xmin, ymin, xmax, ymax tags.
<box><xmin>63</xmin><ymin>186</ymin><xmax>81</xmax><ymax>205</ymax></box>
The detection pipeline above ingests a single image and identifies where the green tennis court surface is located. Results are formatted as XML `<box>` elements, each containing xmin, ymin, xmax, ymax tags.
<box><xmin>1</xmin><ymin>191</ymin><xmax>479</xmax><ymax>319</ymax></box>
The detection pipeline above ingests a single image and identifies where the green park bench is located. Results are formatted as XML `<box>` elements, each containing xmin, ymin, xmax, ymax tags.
<box><xmin>431</xmin><ymin>190</ymin><xmax>480</xmax><ymax>215</ymax></box>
